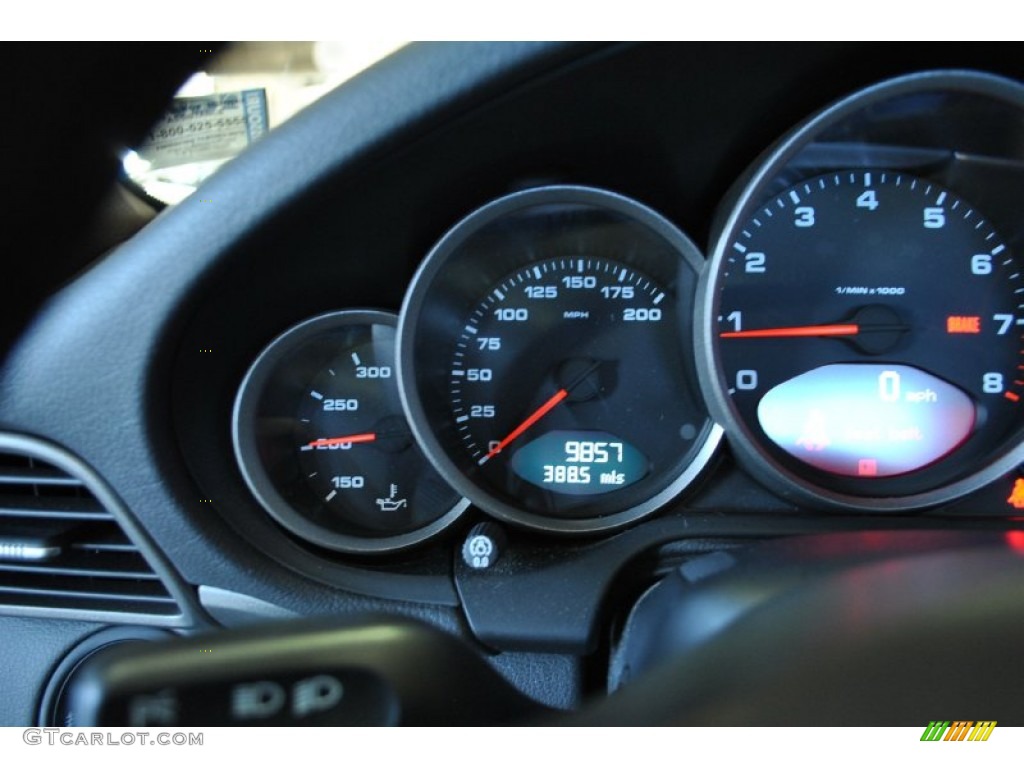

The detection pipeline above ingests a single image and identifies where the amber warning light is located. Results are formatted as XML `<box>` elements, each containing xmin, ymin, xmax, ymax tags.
<box><xmin>946</xmin><ymin>316</ymin><xmax>981</xmax><ymax>334</ymax></box>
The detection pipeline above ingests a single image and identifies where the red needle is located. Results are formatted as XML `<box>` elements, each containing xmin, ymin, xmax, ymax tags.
<box><xmin>307</xmin><ymin>433</ymin><xmax>377</xmax><ymax>448</ymax></box>
<box><xmin>480</xmin><ymin>388</ymin><xmax>569</xmax><ymax>465</ymax></box>
<box><xmin>720</xmin><ymin>323</ymin><xmax>859</xmax><ymax>339</ymax></box>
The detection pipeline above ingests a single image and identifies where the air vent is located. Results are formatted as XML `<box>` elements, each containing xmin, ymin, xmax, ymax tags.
<box><xmin>0</xmin><ymin>438</ymin><xmax>188</xmax><ymax>623</ymax></box>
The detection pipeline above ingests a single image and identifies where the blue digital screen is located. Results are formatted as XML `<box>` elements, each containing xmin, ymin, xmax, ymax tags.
<box><xmin>510</xmin><ymin>430</ymin><xmax>649</xmax><ymax>495</ymax></box>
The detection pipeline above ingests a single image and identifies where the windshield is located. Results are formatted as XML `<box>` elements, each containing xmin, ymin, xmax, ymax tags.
<box><xmin>122</xmin><ymin>41</ymin><xmax>405</xmax><ymax>206</ymax></box>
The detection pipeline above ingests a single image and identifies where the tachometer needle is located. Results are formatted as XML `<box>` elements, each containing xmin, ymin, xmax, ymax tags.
<box><xmin>306</xmin><ymin>433</ymin><xmax>377</xmax><ymax>448</ymax></box>
<box><xmin>720</xmin><ymin>323</ymin><xmax>859</xmax><ymax>339</ymax></box>
<box><xmin>479</xmin><ymin>389</ymin><xmax>568</xmax><ymax>465</ymax></box>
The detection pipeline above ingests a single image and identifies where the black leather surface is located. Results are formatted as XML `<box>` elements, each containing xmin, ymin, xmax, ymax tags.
<box><xmin>0</xmin><ymin>617</ymin><xmax>105</xmax><ymax>726</ymax></box>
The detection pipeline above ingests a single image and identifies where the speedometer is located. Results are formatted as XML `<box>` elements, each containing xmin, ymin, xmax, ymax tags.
<box><xmin>399</xmin><ymin>186</ymin><xmax>721</xmax><ymax>533</ymax></box>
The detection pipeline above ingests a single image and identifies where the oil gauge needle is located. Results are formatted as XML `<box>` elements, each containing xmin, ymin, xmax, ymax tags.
<box><xmin>306</xmin><ymin>432</ymin><xmax>377</xmax><ymax>448</ymax></box>
<box><xmin>479</xmin><ymin>389</ymin><xmax>568</xmax><ymax>465</ymax></box>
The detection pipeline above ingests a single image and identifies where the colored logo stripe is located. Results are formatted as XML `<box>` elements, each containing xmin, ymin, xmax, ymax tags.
<box><xmin>920</xmin><ymin>720</ymin><xmax>996</xmax><ymax>741</ymax></box>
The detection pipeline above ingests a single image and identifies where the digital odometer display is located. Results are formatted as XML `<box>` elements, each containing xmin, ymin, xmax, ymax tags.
<box><xmin>509</xmin><ymin>431</ymin><xmax>648</xmax><ymax>495</ymax></box>
<box><xmin>399</xmin><ymin>186</ymin><xmax>721</xmax><ymax>533</ymax></box>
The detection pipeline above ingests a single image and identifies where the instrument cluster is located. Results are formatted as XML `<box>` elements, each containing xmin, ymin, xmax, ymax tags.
<box><xmin>231</xmin><ymin>70</ymin><xmax>1024</xmax><ymax>553</ymax></box>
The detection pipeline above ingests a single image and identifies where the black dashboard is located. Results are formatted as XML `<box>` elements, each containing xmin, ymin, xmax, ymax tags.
<box><xmin>3</xmin><ymin>42</ymin><xmax>1024</xmax><ymax>726</ymax></box>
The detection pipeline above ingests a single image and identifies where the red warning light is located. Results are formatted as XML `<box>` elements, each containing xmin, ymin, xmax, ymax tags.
<box><xmin>1007</xmin><ymin>478</ymin><xmax>1024</xmax><ymax>509</ymax></box>
<box><xmin>1006</xmin><ymin>530</ymin><xmax>1024</xmax><ymax>553</ymax></box>
<box><xmin>857</xmin><ymin>459</ymin><xmax>878</xmax><ymax>477</ymax></box>
<box><xmin>946</xmin><ymin>315</ymin><xmax>981</xmax><ymax>334</ymax></box>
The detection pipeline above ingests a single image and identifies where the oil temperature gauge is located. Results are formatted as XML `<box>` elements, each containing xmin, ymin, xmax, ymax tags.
<box><xmin>233</xmin><ymin>310</ymin><xmax>467</xmax><ymax>554</ymax></box>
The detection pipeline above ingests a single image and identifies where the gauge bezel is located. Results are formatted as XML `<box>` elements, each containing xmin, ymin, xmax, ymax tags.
<box><xmin>232</xmin><ymin>309</ymin><xmax>468</xmax><ymax>554</ymax></box>
<box><xmin>398</xmin><ymin>185</ymin><xmax>722</xmax><ymax>534</ymax></box>
<box><xmin>697</xmin><ymin>70</ymin><xmax>1024</xmax><ymax>512</ymax></box>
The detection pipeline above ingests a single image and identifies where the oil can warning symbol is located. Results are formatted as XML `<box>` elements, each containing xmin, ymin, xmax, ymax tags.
<box><xmin>376</xmin><ymin>484</ymin><xmax>408</xmax><ymax>512</ymax></box>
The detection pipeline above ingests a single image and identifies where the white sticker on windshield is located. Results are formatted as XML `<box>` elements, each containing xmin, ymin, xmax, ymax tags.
<box><xmin>136</xmin><ymin>89</ymin><xmax>268</xmax><ymax>170</ymax></box>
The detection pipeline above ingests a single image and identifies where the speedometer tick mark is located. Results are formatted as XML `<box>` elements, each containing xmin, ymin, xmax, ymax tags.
<box><xmin>992</xmin><ymin>244</ymin><xmax>1006</xmax><ymax>256</ymax></box>
<box><xmin>864</xmin><ymin>172</ymin><xmax>872</xmax><ymax>187</ymax></box>
<box><xmin>789</xmin><ymin>190</ymin><xmax>800</xmax><ymax>204</ymax></box>
<box><xmin>310</xmin><ymin>391</ymin><xmax>323</xmax><ymax>401</ymax></box>
<box><xmin>935</xmin><ymin>191</ymin><xmax>945</xmax><ymax>205</ymax></box>
<box><xmin>733</xmin><ymin>243</ymin><xmax>747</xmax><ymax>253</ymax></box>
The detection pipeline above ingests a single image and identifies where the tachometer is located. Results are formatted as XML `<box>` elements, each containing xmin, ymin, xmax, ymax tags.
<box><xmin>699</xmin><ymin>71</ymin><xmax>1024</xmax><ymax>510</ymax></box>
<box><xmin>399</xmin><ymin>186</ymin><xmax>721</xmax><ymax>533</ymax></box>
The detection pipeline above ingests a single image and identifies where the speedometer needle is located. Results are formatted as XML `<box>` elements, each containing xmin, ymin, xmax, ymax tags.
<box><xmin>720</xmin><ymin>323</ymin><xmax>859</xmax><ymax>339</ymax></box>
<box><xmin>307</xmin><ymin>432</ymin><xmax>377</xmax><ymax>448</ymax></box>
<box><xmin>479</xmin><ymin>389</ymin><xmax>568</xmax><ymax>465</ymax></box>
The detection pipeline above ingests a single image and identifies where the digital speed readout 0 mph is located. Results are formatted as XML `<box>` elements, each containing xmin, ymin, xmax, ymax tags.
<box><xmin>509</xmin><ymin>431</ymin><xmax>649</xmax><ymax>496</ymax></box>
